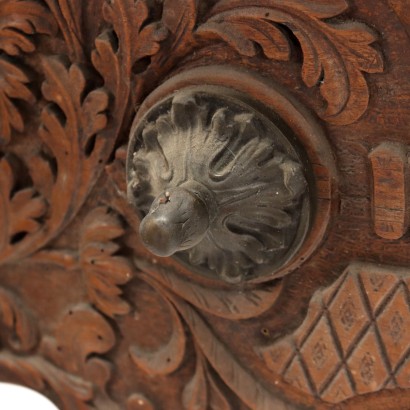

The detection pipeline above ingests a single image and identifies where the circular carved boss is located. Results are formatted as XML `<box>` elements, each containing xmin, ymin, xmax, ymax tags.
<box><xmin>127</xmin><ymin>68</ymin><xmax>337</xmax><ymax>283</ymax></box>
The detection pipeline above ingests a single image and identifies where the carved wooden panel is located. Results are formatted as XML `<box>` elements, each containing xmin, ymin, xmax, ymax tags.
<box><xmin>261</xmin><ymin>263</ymin><xmax>410</xmax><ymax>404</ymax></box>
<box><xmin>0</xmin><ymin>0</ymin><xmax>410</xmax><ymax>409</ymax></box>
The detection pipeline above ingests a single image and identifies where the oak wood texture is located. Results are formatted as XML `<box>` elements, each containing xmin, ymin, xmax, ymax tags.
<box><xmin>0</xmin><ymin>0</ymin><xmax>409</xmax><ymax>409</ymax></box>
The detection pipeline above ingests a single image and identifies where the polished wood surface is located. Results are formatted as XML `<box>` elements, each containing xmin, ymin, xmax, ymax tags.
<box><xmin>0</xmin><ymin>0</ymin><xmax>409</xmax><ymax>409</ymax></box>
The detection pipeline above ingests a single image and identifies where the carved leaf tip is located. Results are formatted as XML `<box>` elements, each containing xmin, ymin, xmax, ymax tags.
<box><xmin>0</xmin><ymin>0</ymin><xmax>57</xmax><ymax>55</ymax></box>
<box><xmin>0</xmin><ymin>57</ymin><xmax>35</xmax><ymax>144</ymax></box>
<box><xmin>80</xmin><ymin>207</ymin><xmax>133</xmax><ymax>318</ymax></box>
<box><xmin>0</xmin><ymin>157</ymin><xmax>47</xmax><ymax>255</ymax></box>
<box><xmin>197</xmin><ymin>3</ymin><xmax>384</xmax><ymax>125</ymax></box>
<box><xmin>315</xmin><ymin>21</ymin><xmax>384</xmax><ymax>124</ymax></box>
<box><xmin>182</xmin><ymin>354</ymin><xmax>232</xmax><ymax>410</ymax></box>
<box><xmin>196</xmin><ymin>14</ymin><xmax>291</xmax><ymax>61</ymax></box>
<box><xmin>102</xmin><ymin>0</ymin><xmax>169</xmax><ymax>69</ymax></box>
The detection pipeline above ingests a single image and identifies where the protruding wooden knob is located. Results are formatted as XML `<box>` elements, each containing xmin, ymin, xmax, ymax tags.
<box><xmin>139</xmin><ymin>183</ymin><xmax>213</xmax><ymax>257</ymax></box>
<box><xmin>127</xmin><ymin>90</ymin><xmax>311</xmax><ymax>282</ymax></box>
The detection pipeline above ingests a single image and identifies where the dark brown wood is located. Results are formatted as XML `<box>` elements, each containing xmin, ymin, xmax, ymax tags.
<box><xmin>0</xmin><ymin>0</ymin><xmax>409</xmax><ymax>409</ymax></box>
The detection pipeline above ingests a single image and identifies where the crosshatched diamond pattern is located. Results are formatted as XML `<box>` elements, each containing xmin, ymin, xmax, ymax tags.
<box><xmin>328</xmin><ymin>274</ymin><xmax>370</xmax><ymax>354</ymax></box>
<box><xmin>263</xmin><ymin>263</ymin><xmax>410</xmax><ymax>404</ymax></box>
<box><xmin>377</xmin><ymin>284</ymin><xmax>410</xmax><ymax>370</ymax></box>
<box><xmin>300</xmin><ymin>317</ymin><xmax>341</xmax><ymax>392</ymax></box>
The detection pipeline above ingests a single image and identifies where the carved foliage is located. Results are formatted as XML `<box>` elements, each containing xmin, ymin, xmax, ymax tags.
<box><xmin>197</xmin><ymin>0</ymin><xmax>384</xmax><ymax>125</ymax></box>
<box><xmin>0</xmin><ymin>0</ymin><xmax>56</xmax><ymax>55</ymax></box>
<box><xmin>137</xmin><ymin>260</ymin><xmax>283</xmax><ymax>320</ymax></box>
<box><xmin>0</xmin><ymin>0</ymin><xmax>382</xmax><ymax>263</ymax></box>
<box><xmin>0</xmin><ymin>157</ymin><xmax>46</xmax><ymax>259</ymax></box>
<box><xmin>93</xmin><ymin>0</ymin><xmax>384</xmax><ymax>129</ymax></box>
<box><xmin>0</xmin><ymin>0</ymin><xmax>56</xmax><ymax>144</ymax></box>
<box><xmin>38</xmin><ymin>305</ymin><xmax>116</xmax><ymax>410</ymax></box>
<box><xmin>39</xmin><ymin>57</ymin><xmax>109</xmax><ymax>212</ymax></box>
<box><xmin>182</xmin><ymin>355</ymin><xmax>231</xmax><ymax>410</ymax></box>
<box><xmin>92</xmin><ymin>0</ymin><xmax>168</xmax><ymax>111</ymax></box>
<box><xmin>0</xmin><ymin>1</ymin><xmax>392</xmax><ymax>409</ymax></box>
<box><xmin>80</xmin><ymin>207</ymin><xmax>133</xmax><ymax>318</ymax></box>
<box><xmin>43</xmin><ymin>0</ymin><xmax>85</xmax><ymax>61</ymax></box>
<box><xmin>102</xmin><ymin>0</ymin><xmax>168</xmax><ymax>67</ymax></box>
<box><xmin>131</xmin><ymin>274</ymin><xmax>289</xmax><ymax>410</ymax></box>
<box><xmin>0</xmin><ymin>57</ymin><xmax>34</xmax><ymax>145</ymax></box>
<box><xmin>0</xmin><ymin>288</ymin><xmax>115</xmax><ymax>409</ymax></box>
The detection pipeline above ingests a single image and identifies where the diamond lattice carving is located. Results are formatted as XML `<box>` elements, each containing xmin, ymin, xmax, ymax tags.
<box><xmin>262</xmin><ymin>263</ymin><xmax>410</xmax><ymax>404</ymax></box>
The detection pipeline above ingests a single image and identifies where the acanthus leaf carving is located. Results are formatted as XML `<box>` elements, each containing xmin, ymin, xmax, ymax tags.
<box><xmin>0</xmin><ymin>288</ymin><xmax>100</xmax><ymax>409</ymax></box>
<box><xmin>0</xmin><ymin>1</ymin><xmax>395</xmax><ymax>409</ymax></box>
<box><xmin>11</xmin><ymin>56</ymin><xmax>112</xmax><ymax>258</ymax></box>
<box><xmin>196</xmin><ymin>12</ymin><xmax>291</xmax><ymax>61</ymax></box>
<box><xmin>92</xmin><ymin>0</ymin><xmax>168</xmax><ymax>112</ymax></box>
<box><xmin>80</xmin><ymin>206</ymin><xmax>133</xmax><ymax>318</ymax></box>
<box><xmin>183</xmin><ymin>354</ymin><xmax>232</xmax><ymax>410</ymax></box>
<box><xmin>0</xmin><ymin>287</ymin><xmax>38</xmax><ymax>352</ymax></box>
<box><xmin>0</xmin><ymin>0</ymin><xmax>57</xmax><ymax>55</ymax></box>
<box><xmin>43</xmin><ymin>0</ymin><xmax>85</xmax><ymax>61</ymax></box>
<box><xmin>197</xmin><ymin>1</ymin><xmax>384</xmax><ymax>125</ymax></box>
<box><xmin>158</xmin><ymin>0</ymin><xmax>197</xmax><ymax>67</ymax></box>
<box><xmin>0</xmin><ymin>57</ymin><xmax>35</xmax><ymax>145</ymax></box>
<box><xmin>38</xmin><ymin>304</ymin><xmax>119</xmax><ymax>409</ymax></box>
<box><xmin>173</xmin><ymin>296</ymin><xmax>292</xmax><ymax>410</ymax></box>
<box><xmin>134</xmin><ymin>275</ymin><xmax>292</xmax><ymax>410</ymax></box>
<box><xmin>0</xmin><ymin>157</ymin><xmax>46</xmax><ymax>259</ymax></box>
<box><xmin>206</xmin><ymin>367</ymin><xmax>233</xmax><ymax>410</ymax></box>
<box><xmin>40</xmin><ymin>305</ymin><xmax>116</xmax><ymax>372</ymax></box>
<box><xmin>101</xmin><ymin>0</ymin><xmax>168</xmax><ymax>69</ymax></box>
<box><xmin>0</xmin><ymin>0</ymin><xmax>56</xmax><ymax>145</ymax></box>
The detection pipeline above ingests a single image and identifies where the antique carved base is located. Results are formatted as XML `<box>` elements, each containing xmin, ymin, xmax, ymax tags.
<box><xmin>1</xmin><ymin>0</ymin><xmax>410</xmax><ymax>409</ymax></box>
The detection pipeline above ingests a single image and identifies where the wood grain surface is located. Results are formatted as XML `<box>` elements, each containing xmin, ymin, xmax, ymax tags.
<box><xmin>0</xmin><ymin>0</ymin><xmax>409</xmax><ymax>409</ymax></box>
